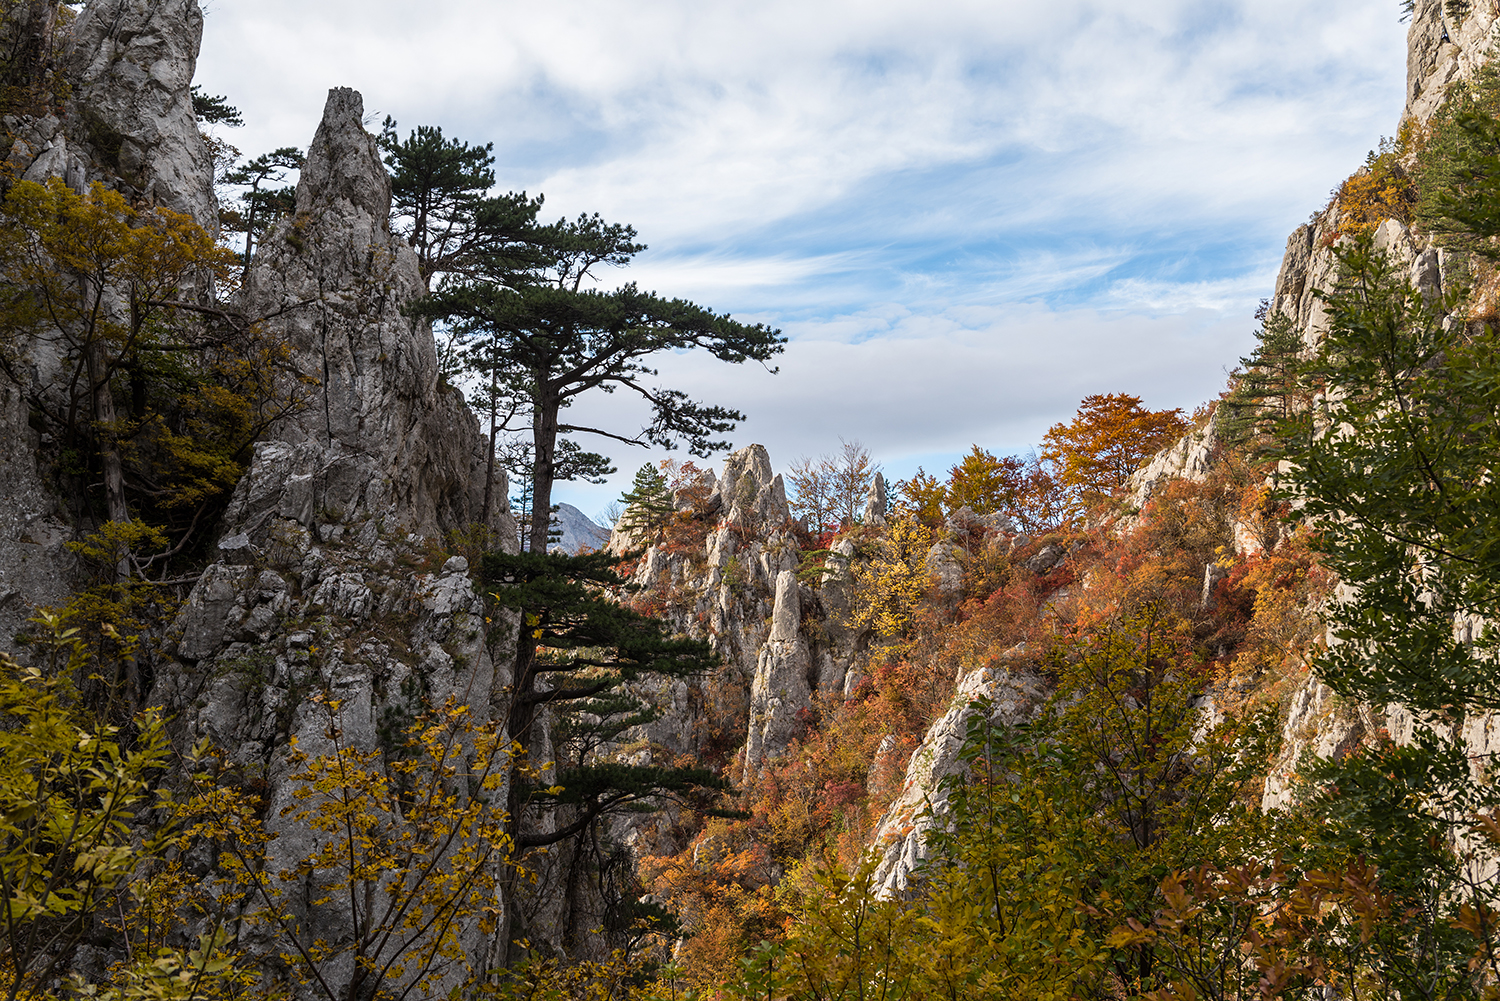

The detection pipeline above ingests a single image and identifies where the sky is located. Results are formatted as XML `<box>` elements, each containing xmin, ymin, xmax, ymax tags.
<box><xmin>194</xmin><ymin>0</ymin><xmax>1411</xmax><ymax>523</ymax></box>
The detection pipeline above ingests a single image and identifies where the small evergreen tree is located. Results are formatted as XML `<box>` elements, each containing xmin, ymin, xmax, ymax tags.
<box><xmin>1274</xmin><ymin>232</ymin><xmax>1500</xmax><ymax>999</ymax></box>
<box><xmin>617</xmin><ymin>463</ymin><xmax>674</xmax><ymax>544</ymax></box>
<box><xmin>1219</xmin><ymin>303</ymin><xmax>1306</xmax><ymax>453</ymax></box>
<box><xmin>221</xmin><ymin>147</ymin><xmax>303</xmax><ymax>270</ymax></box>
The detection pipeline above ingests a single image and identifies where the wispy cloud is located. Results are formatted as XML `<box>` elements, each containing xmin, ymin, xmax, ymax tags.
<box><xmin>192</xmin><ymin>0</ymin><xmax>1410</xmax><ymax>510</ymax></box>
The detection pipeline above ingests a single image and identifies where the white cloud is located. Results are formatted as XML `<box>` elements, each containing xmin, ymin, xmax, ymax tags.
<box><xmin>546</xmin><ymin>300</ymin><xmax>1246</xmax><ymax>513</ymax></box>
<box><xmin>190</xmin><ymin>0</ymin><xmax>1411</xmax><ymax>519</ymax></box>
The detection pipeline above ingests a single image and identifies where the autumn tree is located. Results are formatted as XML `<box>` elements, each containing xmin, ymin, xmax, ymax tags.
<box><xmin>1041</xmin><ymin>392</ymin><xmax>1186</xmax><ymax>514</ymax></box>
<box><xmin>0</xmin><ymin>178</ymin><xmax>240</xmax><ymax>530</ymax></box>
<box><xmin>846</xmin><ymin>508</ymin><xmax>935</xmax><ymax>638</ymax></box>
<box><xmin>900</xmin><ymin>449</ymin><xmax>1064</xmax><ymax>534</ymax></box>
<box><xmin>788</xmin><ymin>439</ymin><xmax>878</xmax><ymax>529</ymax></box>
<box><xmin>206</xmin><ymin>694</ymin><xmax>523</xmax><ymax>1001</ymax></box>
<box><xmin>0</xmin><ymin>626</ymin><xmax>181</xmax><ymax>1001</ymax></box>
<box><xmin>1332</xmin><ymin>134</ymin><xmax>1416</xmax><ymax>240</ymax></box>
<box><xmin>944</xmin><ymin>445</ymin><xmax>1017</xmax><ymax>516</ymax></box>
<box><xmin>898</xmin><ymin>467</ymin><xmax>947</xmax><ymax>529</ymax></box>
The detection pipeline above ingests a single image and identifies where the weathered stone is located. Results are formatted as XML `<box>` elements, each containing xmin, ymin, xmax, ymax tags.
<box><xmin>862</xmin><ymin>472</ymin><xmax>887</xmax><ymax>526</ymax></box>
<box><xmin>223</xmin><ymin>87</ymin><xmax>512</xmax><ymax>544</ymax></box>
<box><xmin>869</xmin><ymin>666</ymin><xmax>1050</xmax><ymax>897</ymax></box>
<box><xmin>1024</xmin><ymin>543</ymin><xmax>1066</xmax><ymax>574</ymax></box>
<box><xmin>63</xmin><ymin>0</ymin><xmax>216</xmax><ymax>224</ymax></box>
<box><xmin>743</xmin><ymin>569</ymin><xmax>813</xmax><ymax>781</ymax></box>
<box><xmin>1200</xmin><ymin>562</ymin><xmax>1229</xmax><ymax>610</ymax></box>
<box><xmin>925</xmin><ymin>540</ymin><xmax>963</xmax><ymax>597</ymax></box>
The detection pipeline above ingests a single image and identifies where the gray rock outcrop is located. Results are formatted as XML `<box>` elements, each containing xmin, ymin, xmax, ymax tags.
<box><xmin>869</xmin><ymin>665</ymin><xmax>1049</xmax><ymax>897</ymax></box>
<box><xmin>63</xmin><ymin>0</ymin><xmax>217</xmax><ymax>221</ymax></box>
<box><xmin>1405</xmin><ymin>0</ymin><xmax>1495</xmax><ymax>125</ymax></box>
<box><xmin>551</xmin><ymin>503</ymin><xmax>611</xmax><ymax>554</ymax></box>
<box><xmin>604</xmin><ymin>444</ymin><xmax>871</xmax><ymax>789</ymax></box>
<box><xmin>223</xmin><ymin>87</ymin><xmax>506</xmax><ymax>543</ymax></box>
<box><xmin>709</xmin><ymin>444</ymin><xmax>791</xmax><ymax>530</ymax></box>
<box><xmin>863</xmin><ymin>472</ymin><xmax>887</xmax><ymax>526</ymax></box>
<box><xmin>743</xmin><ymin>570</ymin><xmax>813</xmax><ymax>781</ymax></box>
<box><xmin>149</xmin><ymin>86</ymin><xmax>517</xmax><ymax>988</ymax></box>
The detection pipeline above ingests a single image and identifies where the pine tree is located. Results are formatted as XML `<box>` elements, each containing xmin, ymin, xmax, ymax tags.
<box><xmin>479</xmin><ymin>549</ymin><xmax>737</xmax><ymax>952</ymax></box>
<box><xmin>617</xmin><ymin>463</ymin><xmax>674</xmax><ymax>544</ymax></box>
<box><xmin>423</xmin><ymin>209</ymin><xmax>783</xmax><ymax>555</ymax></box>
<box><xmin>189</xmin><ymin>85</ymin><xmax>243</xmax><ymax>127</ymax></box>
<box><xmin>379</xmin><ymin>119</ymin><xmax>543</xmax><ymax>288</ymax></box>
<box><xmin>1219</xmin><ymin>303</ymin><xmax>1306</xmax><ymax>453</ymax></box>
<box><xmin>417</xmin><ymin>166</ymin><xmax>781</xmax><ymax>960</ymax></box>
<box><xmin>222</xmin><ymin>147</ymin><xmax>303</xmax><ymax>270</ymax></box>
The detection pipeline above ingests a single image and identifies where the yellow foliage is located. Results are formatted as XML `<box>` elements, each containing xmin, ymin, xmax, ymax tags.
<box><xmin>846</xmin><ymin>508</ymin><xmax>935</xmax><ymax>638</ymax></box>
<box><xmin>0</xmin><ymin>621</ymin><xmax>188</xmax><ymax>1000</ymax></box>
<box><xmin>1332</xmin><ymin>134</ymin><xmax>1417</xmax><ymax>240</ymax></box>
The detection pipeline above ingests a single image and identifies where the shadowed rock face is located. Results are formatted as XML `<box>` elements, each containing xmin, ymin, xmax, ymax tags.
<box><xmin>0</xmin><ymin>0</ymin><xmax>219</xmax><ymax>650</ymax></box>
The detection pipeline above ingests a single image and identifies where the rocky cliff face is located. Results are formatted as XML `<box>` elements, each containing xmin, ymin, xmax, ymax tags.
<box><xmin>222</xmin><ymin>87</ymin><xmax>503</xmax><ymax>543</ymax></box>
<box><xmin>151</xmin><ymin>85</ymin><xmax>517</xmax><ymax>984</ymax></box>
<box><xmin>859</xmin><ymin>0</ymin><xmax>1491</xmax><ymax>889</ymax></box>
<box><xmin>0</xmin><ymin>0</ymin><xmax>220</xmax><ymax>650</ymax></box>
<box><xmin>0</xmin><ymin>0</ymin><xmax>520</xmax><ymax>983</ymax></box>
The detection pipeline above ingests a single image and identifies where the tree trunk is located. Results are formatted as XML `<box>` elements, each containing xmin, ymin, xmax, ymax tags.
<box><xmin>480</xmin><ymin>364</ymin><xmax>499</xmax><ymax>526</ymax></box>
<box><xmin>86</xmin><ymin>338</ymin><xmax>129</xmax><ymax>580</ymax></box>
<box><xmin>87</xmin><ymin>339</ymin><xmax>128</xmax><ymax>526</ymax></box>
<box><xmin>528</xmin><ymin>393</ymin><xmax>558</xmax><ymax>556</ymax></box>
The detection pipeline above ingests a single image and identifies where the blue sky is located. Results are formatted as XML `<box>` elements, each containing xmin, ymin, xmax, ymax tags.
<box><xmin>196</xmin><ymin>0</ymin><xmax>1410</xmax><ymax>522</ymax></box>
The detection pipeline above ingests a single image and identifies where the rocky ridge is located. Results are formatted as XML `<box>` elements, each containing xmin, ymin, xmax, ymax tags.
<box><xmin>855</xmin><ymin>0</ymin><xmax>1495</xmax><ymax>894</ymax></box>
<box><xmin>0</xmin><ymin>0</ymin><xmax>520</xmax><ymax>984</ymax></box>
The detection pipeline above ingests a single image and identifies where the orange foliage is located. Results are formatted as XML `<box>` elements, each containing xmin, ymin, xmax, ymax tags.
<box><xmin>639</xmin><ymin>420</ymin><xmax>1327</xmax><ymax>985</ymax></box>
<box><xmin>1332</xmin><ymin>134</ymin><xmax>1417</xmax><ymax>241</ymax></box>
<box><xmin>898</xmin><ymin>449</ymin><xmax>1065</xmax><ymax>533</ymax></box>
<box><xmin>1041</xmin><ymin>392</ymin><xmax>1188</xmax><ymax>512</ymax></box>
